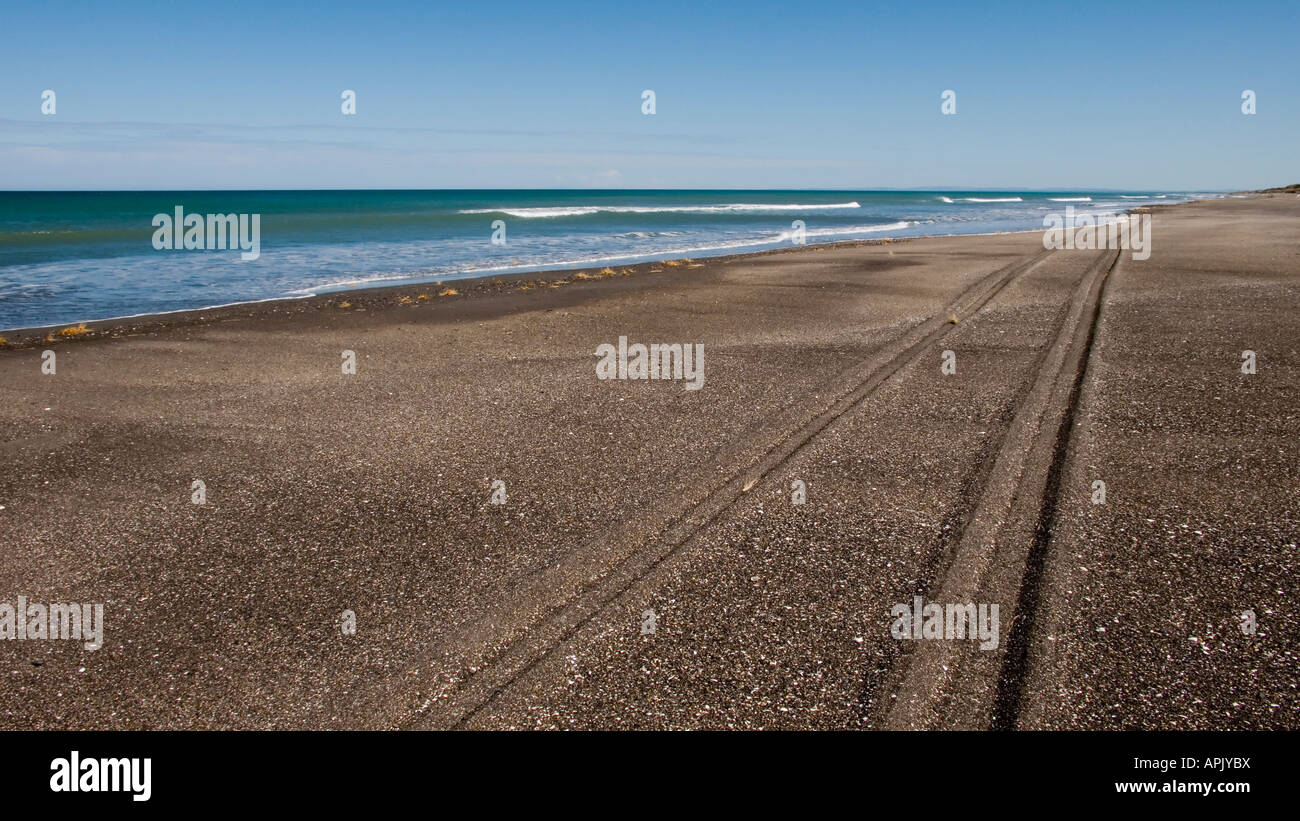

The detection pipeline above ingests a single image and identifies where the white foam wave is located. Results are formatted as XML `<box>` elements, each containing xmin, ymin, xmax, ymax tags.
<box><xmin>459</xmin><ymin>202</ymin><xmax>862</xmax><ymax>218</ymax></box>
<box><xmin>781</xmin><ymin>221</ymin><xmax>911</xmax><ymax>241</ymax></box>
<box><xmin>287</xmin><ymin>272</ymin><xmax>417</xmax><ymax>294</ymax></box>
<box><xmin>960</xmin><ymin>197</ymin><xmax>1024</xmax><ymax>203</ymax></box>
<box><xmin>1048</xmin><ymin>197</ymin><xmax>1092</xmax><ymax>202</ymax></box>
<box><xmin>292</xmin><ymin>223</ymin><xmax>912</xmax><ymax>296</ymax></box>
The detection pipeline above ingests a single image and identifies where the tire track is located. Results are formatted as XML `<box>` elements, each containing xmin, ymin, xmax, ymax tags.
<box><xmin>990</xmin><ymin>251</ymin><xmax>1119</xmax><ymax>729</ymax></box>
<box><xmin>881</xmin><ymin>247</ymin><xmax>1120</xmax><ymax>730</ymax></box>
<box><xmin>381</xmin><ymin>248</ymin><xmax>1054</xmax><ymax>729</ymax></box>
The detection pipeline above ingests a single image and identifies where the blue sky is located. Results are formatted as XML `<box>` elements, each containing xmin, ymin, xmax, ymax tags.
<box><xmin>1</xmin><ymin>0</ymin><xmax>1296</xmax><ymax>190</ymax></box>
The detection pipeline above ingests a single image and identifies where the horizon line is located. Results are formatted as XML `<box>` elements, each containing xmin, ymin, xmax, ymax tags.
<box><xmin>0</xmin><ymin>186</ymin><xmax>1246</xmax><ymax>194</ymax></box>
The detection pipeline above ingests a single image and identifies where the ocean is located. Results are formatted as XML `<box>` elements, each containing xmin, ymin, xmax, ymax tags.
<box><xmin>0</xmin><ymin>189</ymin><xmax>1212</xmax><ymax>330</ymax></box>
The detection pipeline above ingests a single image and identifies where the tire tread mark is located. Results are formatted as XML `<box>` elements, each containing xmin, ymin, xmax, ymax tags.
<box><xmin>402</xmin><ymin>248</ymin><xmax>1054</xmax><ymax>729</ymax></box>
<box><xmin>990</xmin><ymin>253</ymin><xmax>1119</xmax><ymax>729</ymax></box>
<box><xmin>881</xmin><ymin>247</ymin><xmax>1119</xmax><ymax>730</ymax></box>
<box><xmin>426</xmin><ymin>246</ymin><xmax>1055</xmax><ymax>727</ymax></box>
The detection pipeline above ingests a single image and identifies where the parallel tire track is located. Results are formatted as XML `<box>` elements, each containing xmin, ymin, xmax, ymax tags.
<box><xmin>393</xmin><ymin>248</ymin><xmax>1055</xmax><ymax>729</ymax></box>
<box><xmin>990</xmin><ymin>251</ymin><xmax>1120</xmax><ymax>729</ymax></box>
<box><xmin>881</xmin><ymin>247</ymin><xmax>1120</xmax><ymax>730</ymax></box>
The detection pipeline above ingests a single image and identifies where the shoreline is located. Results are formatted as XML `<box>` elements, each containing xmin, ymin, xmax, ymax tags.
<box><xmin>0</xmin><ymin>230</ymin><xmax>1015</xmax><ymax>343</ymax></box>
<box><xmin>1</xmin><ymin>192</ymin><xmax>1296</xmax><ymax>729</ymax></box>
<box><xmin>0</xmin><ymin>201</ymin><xmax>1210</xmax><ymax>344</ymax></box>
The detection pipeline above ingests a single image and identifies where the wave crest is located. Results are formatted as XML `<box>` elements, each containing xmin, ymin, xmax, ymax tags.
<box><xmin>459</xmin><ymin>202</ymin><xmax>862</xmax><ymax>218</ymax></box>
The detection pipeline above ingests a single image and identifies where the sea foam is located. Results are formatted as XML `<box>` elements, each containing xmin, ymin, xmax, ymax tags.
<box><xmin>460</xmin><ymin>202</ymin><xmax>862</xmax><ymax>218</ymax></box>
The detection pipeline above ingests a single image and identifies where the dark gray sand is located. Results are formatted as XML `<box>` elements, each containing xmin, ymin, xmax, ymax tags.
<box><xmin>0</xmin><ymin>195</ymin><xmax>1295</xmax><ymax>729</ymax></box>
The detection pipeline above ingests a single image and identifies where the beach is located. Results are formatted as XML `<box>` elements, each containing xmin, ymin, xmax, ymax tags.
<box><xmin>0</xmin><ymin>190</ymin><xmax>1200</xmax><ymax>332</ymax></box>
<box><xmin>0</xmin><ymin>193</ymin><xmax>1295</xmax><ymax>730</ymax></box>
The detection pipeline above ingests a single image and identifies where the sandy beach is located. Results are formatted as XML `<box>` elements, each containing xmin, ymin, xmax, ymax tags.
<box><xmin>0</xmin><ymin>194</ymin><xmax>1295</xmax><ymax>730</ymax></box>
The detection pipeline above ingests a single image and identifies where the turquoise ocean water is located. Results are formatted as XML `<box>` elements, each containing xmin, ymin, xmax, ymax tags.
<box><xmin>0</xmin><ymin>189</ymin><xmax>1211</xmax><ymax>330</ymax></box>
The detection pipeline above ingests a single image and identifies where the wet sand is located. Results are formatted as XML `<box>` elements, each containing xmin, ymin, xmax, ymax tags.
<box><xmin>0</xmin><ymin>195</ymin><xmax>1295</xmax><ymax>729</ymax></box>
